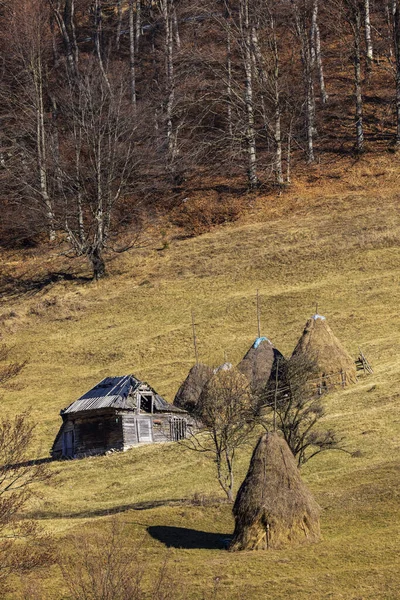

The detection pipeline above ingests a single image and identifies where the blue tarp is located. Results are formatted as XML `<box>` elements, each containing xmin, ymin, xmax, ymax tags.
<box><xmin>253</xmin><ymin>336</ymin><xmax>271</xmax><ymax>349</ymax></box>
<box><xmin>312</xmin><ymin>314</ymin><xmax>326</xmax><ymax>321</ymax></box>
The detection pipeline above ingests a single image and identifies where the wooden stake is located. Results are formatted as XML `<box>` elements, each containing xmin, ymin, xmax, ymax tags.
<box><xmin>256</xmin><ymin>289</ymin><xmax>261</xmax><ymax>338</ymax></box>
<box><xmin>191</xmin><ymin>310</ymin><xmax>199</xmax><ymax>365</ymax></box>
<box><xmin>273</xmin><ymin>358</ymin><xmax>279</xmax><ymax>433</ymax></box>
<box><xmin>315</xmin><ymin>301</ymin><xmax>319</xmax><ymax>315</ymax></box>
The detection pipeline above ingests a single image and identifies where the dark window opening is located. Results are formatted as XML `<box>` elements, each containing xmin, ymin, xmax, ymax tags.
<box><xmin>140</xmin><ymin>394</ymin><xmax>153</xmax><ymax>413</ymax></box>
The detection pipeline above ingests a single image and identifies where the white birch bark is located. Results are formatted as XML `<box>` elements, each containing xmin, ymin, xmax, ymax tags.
<box><xmin>353</xmin><ymin>7</ymin><xmax>364</xmax><ymax>152</ymax></box>
<box><xmin>270</xmin><ymin>16</ymin><xmax>283</xmax><ymax>185</ymax></box>
<box><xmin>365</xmin><ymin>0</ymin><xmax>373</xmax><ymax>64</ymax></box>
<box><xmin>241</xmin><ymin>0</ymin><xmax>258</xmax><ymax>189</ymax></box>
<box><xmin>311</xmin><ymin>0</ymin><xmax>328</xmax><ymax>104</ymax></box>
<box><xmin>33</xmin><ymin>51</ymin><xmax>56</xmax><ymax>241</ymax></box>
<box><xmin>129</xmin><ymin>0</ymin><xmax>137</xmax><ymax>106</ymax></box>
<box><xmin>136</xmin><ymin>0</ymin><xmax>142</xmax><ymax>45</ymax></box>
<box><xmin>293</xmin><ymin>0</ymin><xmax>315</xmax><ymax>163</ymax></box>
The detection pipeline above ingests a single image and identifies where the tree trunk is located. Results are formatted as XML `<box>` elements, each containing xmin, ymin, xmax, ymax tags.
<box><xmin>94</xmin><ymin>0</ymin><xmax>111</xmax><ymax>92</ymax></box>
<box><xmin>128</xmin><ymin>0</ymin><xmax>137</xmax><ymax>106</ymax></box>
<box><xmin>51</xmin><ymin>0</ymin><xmax>78</xmax><ymax>77</ymax></box>
<box><xmin>394</xmin><ymin>0</ymin><xmax>400</xmax><ymax>143</ymax></box>
<box><xmin>89</xmin><ymin>247</ymin><xmax>106</xmax><ymax>280</ymax></box>
<box><xmin>364</xmin><ymin>0</ymin><xmax>373</xmax><ymax>67</ymax></box>
<box><xmin>353</xmin><ymin>9</ymin><xmax>364</xmax><ymax>153</ymax></box>
<box><xmin>226</xmin><ymin>22</ymin><xmax>233</xmax><ymax>139</ymax></box>
<box><xmin>271</xmin><ymin>16</ymin><xmax>283</xmax><ymax>185</ymax></box>
<box><xmin>242</xmin><ymin>0</ymin><xmax>258</xmax><ymax>189</ymax></box>
<box><xmin>311</xmin><ymin>1</ymin><xmax>328</xmax><ymax>104</ymax></box>
<box><xmin>34</xmin><ymin>52</ymin><xmax>56</xmax><ymax>241</ymax></box>
<box><xmin>293</xmin><ymin>0</ymin><xmax>315</xmax><ymax>163</ymax></box>
<box><xmin>116</xmin><ymin>0</ymin><xmax>123</xmax><ymax>49</ymax></box>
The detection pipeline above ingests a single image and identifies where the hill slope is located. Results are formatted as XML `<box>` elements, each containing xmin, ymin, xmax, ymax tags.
<box><xmin>1</xmin><ymin>155</ymin><xmax>400</xmax><ymax>599</ymax></box>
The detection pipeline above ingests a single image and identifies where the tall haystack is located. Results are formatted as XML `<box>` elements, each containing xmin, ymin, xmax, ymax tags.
<box><xmin>291</xmin><ymin>315</ymin><xmax>357</xmax><ymax>388</ymax></box>
<box><xmin>237</xmin><ymin>337</ymin><xmax>285</xmax><ymax>395</ymax></box>
<box><xmin>197</xmin><ymin>365</ymin><xmax>252</xmax><ymax>424</ymax></box>
<box><xmin>230</xmin><ymin>432</ymin><xmax>320</xmax><ymax>551</ymax></box>
<box><xmin>173</xmin><ymin>363</ymin><xmax>214</xmax><ymax>412</ymax></box>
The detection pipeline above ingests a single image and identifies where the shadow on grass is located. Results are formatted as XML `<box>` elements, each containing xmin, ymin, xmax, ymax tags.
<box><xmin>0</xmin><ymin>271</ymin><xmax>91</xmax><ymax>299</ymax></box>
<box><xmin>147</xmin><ymin>526</ymin><xmax>232</xmax><ymax>550</ymax></box>
<box><xmin>30</xmin><ymin>498</ymin><xmax>199</xmax><ymax>520</ymax></box>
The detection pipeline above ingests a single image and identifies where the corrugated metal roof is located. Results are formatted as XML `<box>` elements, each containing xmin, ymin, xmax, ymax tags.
<box><xmin>62</xmin><ymin>375</ymin><xmax>140</xmax><ymax>414</ymax></box>
<box><xmin>61</xmin><ymin>375</ymin><xmax>186</xmax><ymax>415</ymax></box>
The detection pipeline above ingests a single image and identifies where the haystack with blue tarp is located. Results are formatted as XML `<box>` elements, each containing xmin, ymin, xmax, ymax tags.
<box><xmin>237</xmin><ymin>336</ymin><xmax>285</xmax><ymax>396</ymax></box>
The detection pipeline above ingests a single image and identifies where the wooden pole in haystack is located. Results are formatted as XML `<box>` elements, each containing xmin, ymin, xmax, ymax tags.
<box><xmin>256</xmin><ymin>289</ymin><xmax>261</xmax><ymax>338</ymax></box>
<box><xmin>273</xmin><ymin>357</ymin><xmax>279</xmax><ymax>432</ymax></box>
<box><xmin>191</xmin><ymin>310</ymin><xmax>199</xmax><ymax>365</ymax></box>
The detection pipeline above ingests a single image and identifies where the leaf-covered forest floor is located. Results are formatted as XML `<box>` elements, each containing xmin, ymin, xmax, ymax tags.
<box><xmin>1</xmin><ymin>153</ymin><xmax>400</xmax><ymax>599</ymax></box>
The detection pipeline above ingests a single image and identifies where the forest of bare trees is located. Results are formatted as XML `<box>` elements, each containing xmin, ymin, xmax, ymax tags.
<box><xmin>0</xmin><ymin>1</ymin><xmax>399</xmax><ymax>276</ymax></box>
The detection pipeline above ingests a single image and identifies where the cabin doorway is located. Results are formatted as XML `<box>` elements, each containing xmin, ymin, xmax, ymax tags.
<box><xmin>62</xmin><ymin>429</ymin><xmax>75</xmax><ymax>458</ymax></box>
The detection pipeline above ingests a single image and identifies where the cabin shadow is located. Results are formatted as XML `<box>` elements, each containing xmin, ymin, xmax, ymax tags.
<box><xmin>147</xmin><ymin>525</ymin><xmax>231</xmax><ymax>550</ymax></box>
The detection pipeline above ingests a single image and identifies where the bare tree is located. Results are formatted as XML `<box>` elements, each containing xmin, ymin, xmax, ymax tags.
<box><xmin>291</xmin><ymin>0</ymin><xmax>318</xmax><ymax>163</ymax></box>
<box><xmin>344</xmin><ymin>0</ymin><xmax>365</xmax><ymax>153</ymax></box>
<box><xmin>258</xmin><ymin>355</ymin><xmax>349</xmax><ymax>466</ymax></box>
<box><xmin>54</xmin><ymin>62</ymin><xmax>141</xmax><ymax>279</ymax></box>
<box><xmin>186</xmin><ymin>368</ymin><xmax>255</xmax><ymax>501</ymax></box>
<box><xmin>2</xmin><ymin>0</ymin><xmax>56</xmax><ymax>241</ymax></box>
<box><xmin>0</xmin><ymin>412</ymin><xmax>54</xmax><ymax>590</ymax></box>
<box><xmin>59</xmin><ymin>518</ymin><xmax>182</xmax><ymax>600</ymax></box>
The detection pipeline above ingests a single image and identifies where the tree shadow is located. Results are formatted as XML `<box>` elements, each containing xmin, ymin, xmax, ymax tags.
<box><xmin>147</xmin><ymin>525</ymin><xmax>232</xmax><ymax>550</ymax></box>
<box><xmin>30</xmin><ymin>498</ymin><xmax>191</xmax><ymax>520</ymax></box>
<box><xmin>0</xmin><ymin>271</ymin><xmax>91</xmax><ymax>299</ymax></box>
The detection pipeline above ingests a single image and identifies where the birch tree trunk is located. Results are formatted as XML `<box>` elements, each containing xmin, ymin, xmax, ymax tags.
<box><xmin>364</xmin><ymin>0</ymin><xmax>373</xmax><ymax>66</ymax></box>
<box><xmin>271</xmin><ymin>16</ymin><xmax>284</xmax><ymax>185</ymax></box>
<box><xmin>128</xmin><ymin>0</ymin><xmax>137</xmax><ymax>106</ymax></box>
<box><xmin>311</xmin><ymin>0</ymin><xmax>328</xmax><ymax>103</ymax></box>
<box><xmin>33</xmin><ymin>51</ymin><xmax>56</xmax><ymax>241</ymax></box>
<box><xmin>293</xmin><ymin>0</ymin><xmax>315</xmax><ymax>163</ymax></box>
<box><xmin>160</xmin><ymin>0</ymin><xmax>176</xmax><ymax>169</ymax></box>
<box><xmin>50</xmin><ymin>0</ymin><xmax>78</xmax><ymax>77</ymax></box>
<box><xmin>353</xmin><ymin>6</ymin><xmax>365</xmax><ymax>152</ymax></box>
<box><xmin>241</xmin><ymin>0</ymin><xmax>258</xmax><ymax>189</ymax></box>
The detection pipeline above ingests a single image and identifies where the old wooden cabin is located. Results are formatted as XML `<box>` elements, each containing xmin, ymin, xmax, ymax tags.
<box><xmin>51</xmin><ymin>375</ymin><xmax>191</xmax><ymax>459</ymax></box>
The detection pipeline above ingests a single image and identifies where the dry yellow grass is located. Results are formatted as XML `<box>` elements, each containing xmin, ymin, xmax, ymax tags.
<box><xmin>1</xmin><ymin>153</ymin><xmax>400</xmax><ymax>599</ymax></box>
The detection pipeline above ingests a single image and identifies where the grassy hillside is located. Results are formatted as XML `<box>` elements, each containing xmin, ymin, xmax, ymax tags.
<box><xmin>1</xmin><ymin>154</ymin><xmax>400</xmax><ymax>599</ymax></box>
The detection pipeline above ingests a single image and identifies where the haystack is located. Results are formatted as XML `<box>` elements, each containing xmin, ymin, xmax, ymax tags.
<box><xmin>197</xmin><ymin>366</ymin><xmax>251</xmax><ymax>425</ymax></box>
<box><xmin>173</xmin><ymin>363</ymin><xmax>214</xmax><ymax>412</ymax></box>
<box><xmin>237</xmin><ymin>337</ymin><xmax>285</xmax><ymax>395</ymax></box>
<box><xmin>230</xmin><ymin>432</ymin><xmax>320</xmax><ymax>551</ymax></box>
<box><xmin>291</xmin><ymin>314</ymin><xmax>357</xmax><ymax>388</ymax></box>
